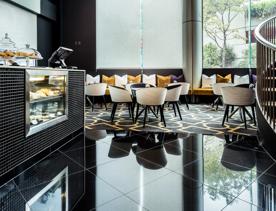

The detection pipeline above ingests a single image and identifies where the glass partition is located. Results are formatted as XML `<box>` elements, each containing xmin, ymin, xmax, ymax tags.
<box><xmin>203</xmin><ymin>0</ymin><xmax>276</xmax><ymax>69</ymax></box>
<box><xmin>26</xmin><ymin>69</ymin><xmax>68</xmax><ymax>136</ymax></box>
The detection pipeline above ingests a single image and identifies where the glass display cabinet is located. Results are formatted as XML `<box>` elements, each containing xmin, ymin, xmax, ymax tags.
<box><xmin>26</xmin><ymin>69</ymin><xmax>68</xmax><ymax>136</ymax></box>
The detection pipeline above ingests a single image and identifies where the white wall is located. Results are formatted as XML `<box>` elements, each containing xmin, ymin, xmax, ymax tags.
<box><xmin>143</xmin><ymin>0</ymin><xmax>183</xmax><ymax>68</ymax></box>
<box><xmin>10</xmin><ymin>0</ymin><xmax>41</xmax><ymax>14</ymax></box>
<box><xmin>96</xmin><ymin>0</ymin><xmax>183</xmax><ymax>69</ymax></box>
<box><xmin>0</xmin><ymin>1</ymin><xmax>37</xmax><ymax>49</ymax></box>
<box><xmin>96</xmin><ymin>0</ymin><xmax>141</xmax><ymax>69</ymax></box>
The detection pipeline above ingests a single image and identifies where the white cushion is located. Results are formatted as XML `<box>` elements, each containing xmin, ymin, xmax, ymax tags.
<box><xmin>202</xmin><ymin>74</ymin><xmax>216</xmax><ymax>88</ymax></box>
<box><xmin>143</xmin><ymin>74</ymin><xmax>156</xmax><ymax>86</ymax></box>
<box><xmin>234</xmin><ymin>75</ymin><xmax>250</xmax><ymax>85</ymax></box>
<box><xmin>115</xmin><ymin>75</ymin><xmax>128</xmax><ymax>87</ymax></box>
<box><xmin>86</xmin><ymin>74</ymin><xmax>100</xmax><ymax>84</ymax></box>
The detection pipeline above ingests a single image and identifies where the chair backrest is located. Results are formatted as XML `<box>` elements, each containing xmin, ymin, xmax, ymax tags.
<box><xmin>168</xmin><ymin>82</ymin><xmax>190</xmax><ymax>95</ymax></box>
<box><xmin>136</xmin><ymin>88</ymin><xmax>167</xmax><ymax>106</ymax></box>
<box><xmin>109</xmin><ymin>85</ymin><xmax>132</xmax><ymax>103</ymax></box>
<box><xmin>130</xmin><ymin>83</ymin><xmax>155</xmax><ymax>89</ymax></box>
<box><xmin>125</xmin><ymin>84</ymin><xmax>133</xmax><ymax>94</ymax></box>
<box><xmin>213</xmin><ymin>83</ymin><xmax>234</xmax><ymax>96</ymax></box>
<box><xmin>221</xmin><ymin>87</ymin><xmax>255</xmax><ymax>106</ymax></box>
<box><xmin>86</xmin><ymin>83</ymin><xmax>107</xmax><ymax>96</ymax></box>
<box><xmin>165</xmin><ymin>84</ymin><xmax>182</xmax><ymax>102</ymax></box>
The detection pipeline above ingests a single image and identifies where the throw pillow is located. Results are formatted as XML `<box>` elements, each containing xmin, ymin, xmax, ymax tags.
<box><xmin>216</xmin><ymin>74</ymin><xmax>232</xmax><ymax>83</ymax></box>
<box><xmin>202</xmin><ymin>74</ymin><xmax>216</xmax><ymax>88</ymax></box>
<box><xmin>86</xmin><ymin>74</ymin><xmax>100</xmax><ymax>84</ymax></box>
<box><xmin>252</xmin><ymin>74</ymin><xmax>257</xmax><ymax>84</ymax></box>
<box><xmin>115</xmin><ymin>75</ymin><xmax>128</xmax><ymax>87</ymax></box>
<box><xmin>171</xmin><ymin>74</ymin><xmax>185</xmax><ymax>83</ymax></box>
<box><xmin>157</xmin><ymin>75</ymin><xmax>171</xmax><ymax>87</ymax></box>
<box><xmin>143</xmin><ymin>74</ymin><xmax>156</xmax><ymax>86</ymax></box>
<box><xmin>234</xmin><ymin>75</ymin><xmax>250</xmax><ymax>85</ymax></box>
<box><xmin>128</xmin><ymin>75</ymin><xmax>141</xmax><ymax>84</ymax></box>
<box><xmin>102</xmin><ymin>75</ymin><xmax>115</xmax><ymax>86</ymax></box>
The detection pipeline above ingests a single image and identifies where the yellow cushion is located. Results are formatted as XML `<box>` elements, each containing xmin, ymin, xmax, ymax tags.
<box><xmin>192</xmin><ymin>88</ymin><xmax>213</xmax><ymax>96</ymax></box>
<box><xmin>102</xmin><ymin>75</ymin><xmax>115</xmax><ymax>86</ymax></box>
<box><xmin>216</xmin><ymin>74</ymin><xmax>232</xmax><ymax>83</ymax></box>
<box><xmin>128</xmin><ymin>75</ymin><xmax>141</xmax><ymax>84</ymax></box>
<box><xmin>157</xmin><ymin>75</ymin><xmax>171</xmax><ymax>87</ymax></box>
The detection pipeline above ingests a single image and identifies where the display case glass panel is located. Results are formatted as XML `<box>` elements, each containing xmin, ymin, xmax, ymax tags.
<box><xmin>26</xmin><ymin>70</ymin><xmax>68</xmax><ymax>136</ymax></box>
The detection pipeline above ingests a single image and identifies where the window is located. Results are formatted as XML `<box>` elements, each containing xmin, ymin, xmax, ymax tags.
<box><xmin>96</xmin><ymin>0</ymin><xmax>183</xmax><ymax>69</ymax></box>
<box><xmin>203</xmin><ymin>0</ymin><xmax>276</xmax><ymax>69</ymax></box>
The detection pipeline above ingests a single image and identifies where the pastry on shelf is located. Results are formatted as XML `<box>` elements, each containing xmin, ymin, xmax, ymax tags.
<box><xmin>30</xmin><ymin>92</ymin><xmax>41</xmax><ymax>100</ymax></box>
<box><xmin>0</xmin><ymin>33</ymin><xmax>17</xmax><ymax>59</ymax></box>
<box><xmin>17</xmin><ymin>44</ymin><xmax>43</xmax><ymax>60</ymax></box>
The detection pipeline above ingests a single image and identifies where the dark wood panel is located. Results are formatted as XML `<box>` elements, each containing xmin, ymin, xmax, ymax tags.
<box><xmin>37</xmin><ymin>15</ymin><xmax>60</xmax><ymax>66</ymax></box>
<box><xmin>96</xmin><ymin>69</ymin><xmax>184</xmax><ymax>77</ymax></box>
<box><xmin>60</xmin><ymin>0</ymin><xmax>96</xmax><ymax>74</ymax></box>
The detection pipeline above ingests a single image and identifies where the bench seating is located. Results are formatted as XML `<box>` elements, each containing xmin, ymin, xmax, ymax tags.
<box><xmin>192</xmin><ymin>88</ymin><xmax>213</xmax><ymax>96</ymax></box>
<box><xmin>88</xmin><ymin>68</ymin><xmax>256</xmax><ymax>97</ymax></box>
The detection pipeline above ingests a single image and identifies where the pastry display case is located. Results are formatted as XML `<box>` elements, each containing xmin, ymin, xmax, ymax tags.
<box><xmin>0</xmin><ymin>33</ymin><xmax>17</xmax><ymax>65</ymax></box>
<box><xmin>26</xmin><ymin>69</ymin><xmax>68</xmax><ymax>136</ymax></box>
<box><xmin>17</xmin><ymin>44</ymin><xmax>43</xmax><ymax>67</ymax></box>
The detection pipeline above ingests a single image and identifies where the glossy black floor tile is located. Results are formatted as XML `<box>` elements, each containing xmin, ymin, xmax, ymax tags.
<box><xmin>93</xmin><ymin>195</ymin><xmax>149</xmax><ymax>211</ymax></box>
<box><xmin>235</xmin><ymin>163</ymin><xmax>276</xmax><ymax>209</ymax></box>
<box><xmin>0</xmin><ymin>181</ymin><xmax>28</xmax><ymax>211</ymax></box>
<box><xmin>126</xmin><ymin>171</ymin><xmax>236</xmax><ymax>211</ymax></box>
<box><xmin>1</xmin><ymin>130</ymin><xmax>276</xmax><ymax>211</ymax></box>
<box><xmin>222</xmin><ymin>199</ymin><xmax>264</xmax><ymax>211</ymax></box>
<box><xmin>88</xmin><ymin>151</ymin><xmax>172</xmax><ymax>194</ymax></box>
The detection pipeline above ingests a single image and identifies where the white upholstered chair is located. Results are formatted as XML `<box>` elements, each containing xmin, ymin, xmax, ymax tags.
<box><xmin>125</xmin><ymin>84</ymin><xmax>133</xmax><ymax>95</ymax></box>
<box><xmin>212</xmin><ymin>83</ymin><xmax>234</xmax><ymax>110</ymax></box>
<box><xmin>86</xmin><ymin>83</ymin><xmax>107</xmax><ymax>111</ymax></box>
<box><xmin>168</xmin><ymin>82</ymin><xmax>190</xmax><ymax>109</ymax></box>
<box><xmin>136</xmin><ymin>88</ymin><xmax>167</xmax><ymax>127</ymax></box>
<box><xmin>109</xmin><ymin>85</ymin><xmax>134</xmax><ymax>122</ymax></box>
<box><xmin>165</xmin><ymin>84</ymin><xmax>183</xmax><ymax>120</ymax></box>
<box><xmin>221</xmin><ymin>87</ymin><xmax>256</xmax><ymax>129</ymax></box>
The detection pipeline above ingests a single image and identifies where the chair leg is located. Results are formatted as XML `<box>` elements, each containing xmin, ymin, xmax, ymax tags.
<box><xmin>103</xmin><ymin>96</ymin><xmax>107</xmax><ymax>110</ymax></box>
<box><xmin>216</xmin><ymin>97</ymin><xmax>221</xmax><ymax>111</ymax></box>
<box><xmin>132</xmin><ymin>105</ymin><xmax>135</xmax><ymax>123</ymax></box>
<box><xmin>243</xmin><ymin>107</ymin><xmax>247</xmax><ymax>129</ymax></box>
<box><xmin>128</xmin><ymin>103</ymin><xmax>131</xmax><ymax>118</ymax></box>
<box><xmin>160</xmin><ymin>105</ymin><xmax>166</xmax><ymax>127</ymax></box>
<box><xmin>92</xmin><ymin>96</ymin><xmax>95</xmax><ymax>112</ymax></box>
<box><xmin>231</xmin><ymin>106</ymin><xmax>234</xmax><ymax>113</ymax></box>
<box><xmin>135</xmin><ymin>104</ymin><xmax>140</xmax><ymax>123</ymax></box>
<box><xmin>143</xmin><ymin>106</ymin><xmax>148</xmax><ymax>128</ymax></box>
<box><xmin>86</xmin><ymin>96</ymin><xmax>93</xmax><ymax>110</ymax></box>
<box><xmin>111</xmin><ymin>103</ymin><xmax>117</xmax><ymax>122</ymax></box>
<box><xmin>175</xmin><ymin>102</ymin><xmax>182</xmax><ymax>120</ymax></box>
<box><xmin>226</xmin><ymin>105</ymin><xmax>229</xmax><ymax>122</ymax></box>
<box><xmin>242</xmin><ymin>107</ymin><xmax>247</xmax><ymax>129</ymax></box>
<box><xmin>251</xmin><ymin>105</ymin><xmax>256</xmax><ymax>125</ymax></box>
<box><xmin>222</xmin><ymin>105</ymin><xmax>229</xmax><ymax>126</ymax></box>
<box><xmin>184</xmin><ymin>96</ymin><xmax>189</xmax><ymax>110</ymax></box>
<box><xmin>158</xmin><ymin>106</ymin><xmax>162</xmax><ymax>121</ymax></box>
<box><xmin>172</xmin><ymin>103</ymin><xmax>177</xmax><ymax>117</ymax></box>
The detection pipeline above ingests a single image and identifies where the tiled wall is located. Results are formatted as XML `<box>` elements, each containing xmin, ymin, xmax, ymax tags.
<box><xmin>0</xmin><ymin>68</ymin><xmax>85</xmax><ymax>177</ymax></box>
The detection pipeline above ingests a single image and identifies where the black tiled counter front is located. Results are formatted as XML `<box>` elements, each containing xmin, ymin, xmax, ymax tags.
<box><xmin>0</xmin><ymin>66</ymin><xmax>85</xmax><ymax>177</ymax></box>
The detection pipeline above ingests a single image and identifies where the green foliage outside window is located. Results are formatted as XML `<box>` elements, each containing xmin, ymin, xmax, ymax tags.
<box><xmin>249</xmin><ymin>0</ymin><xmax>276</xmax><ymax>18</ymax></box>
<box><xmin>203</xmin><ymin>43</ymin><xmax>236</xmax><ymax>68</ymax></box>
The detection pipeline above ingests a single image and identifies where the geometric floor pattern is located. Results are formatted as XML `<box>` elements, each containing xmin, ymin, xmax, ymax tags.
<box><xmin>86</xmin><ymin>104</ymin><xmax>257</xmax><ymax>136</ymax></box>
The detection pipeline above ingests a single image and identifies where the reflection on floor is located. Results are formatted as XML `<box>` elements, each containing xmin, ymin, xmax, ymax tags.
<box><xmin>86</xmin><ymin>104</ymin><xmax>257</xmax><ymax>136</ymax></box>
<box><xmin>1</xmin><ymin>129</ymin><xmax>275</xmax><ymax>211</ymax></box>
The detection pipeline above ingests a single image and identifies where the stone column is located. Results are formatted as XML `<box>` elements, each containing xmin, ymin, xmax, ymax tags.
<box><xmin>182</xmin><ymin>0</ymin><xmax>202</xmax><ymax>89</ymax></box>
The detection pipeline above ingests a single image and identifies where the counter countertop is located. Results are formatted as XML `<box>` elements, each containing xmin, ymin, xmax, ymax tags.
<box><xmin>0</xmin><ymin>65</ymin><xmax>85</xmax><ymax>72</ymax></box>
